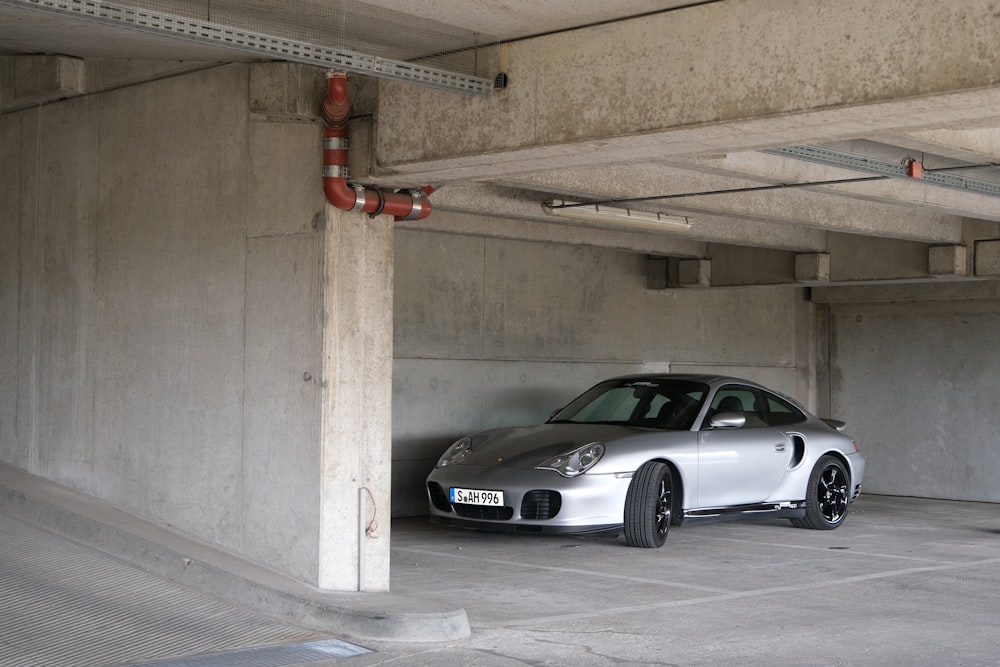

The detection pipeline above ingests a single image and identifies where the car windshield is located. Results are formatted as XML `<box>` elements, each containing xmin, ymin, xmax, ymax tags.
<box><xmin>549</xmin><ymin>379</ymin><xmax>709</xmax><ymax>430</ymax></box>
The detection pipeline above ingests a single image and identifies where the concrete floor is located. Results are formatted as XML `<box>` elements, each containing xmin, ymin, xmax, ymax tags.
<box><xmin>3</xmin><ymin>470</ymin><xmax>1000</xmax><ymax>666</ymax></box>
<box><xmin>369</xmin><ymin>497</ymin><xmax>1000</xmax><ymax>666</ymax></box>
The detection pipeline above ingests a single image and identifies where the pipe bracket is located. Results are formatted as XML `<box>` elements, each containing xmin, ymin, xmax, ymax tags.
<box><xmin>323</xmin><ymin>137</ymin><xmax>350</xmax><ymax>150</ymax></box>
<box><xmin>323</xmin><ymin>165</ymin><xmax>350</xmax><ymax>179</ymax></box>
<box><xmin>351</xmin><ymin>184</ymin><xmax>367</xmax><ymax>212</ymax></box>
<box><xmin>397</xmin><ymin>190</ymin><xmax>426</xmax><ymax>221</ymax></box>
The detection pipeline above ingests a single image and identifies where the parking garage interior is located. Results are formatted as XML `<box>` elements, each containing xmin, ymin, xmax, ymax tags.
<box><xmin>2</xmin><ymin>0</ymin><xmax>1000</xmax><ymax>658</ymax></box>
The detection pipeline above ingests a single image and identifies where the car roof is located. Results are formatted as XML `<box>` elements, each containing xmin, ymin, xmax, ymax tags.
<box><xmin>599</xmin><ymin>373</ymin><xmax>806</xmax><ymax>409</ymax></box>
<box><xmin>602</xmin><ymin>373</ymin><xmax>755</xmax><ymax>385</ymax></box>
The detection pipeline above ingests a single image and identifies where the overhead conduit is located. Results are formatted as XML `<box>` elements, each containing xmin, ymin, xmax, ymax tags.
<box><xmin>322</xmin><ymin>70</ymin><xmax>436</xmax><ymax>221</ymax></box>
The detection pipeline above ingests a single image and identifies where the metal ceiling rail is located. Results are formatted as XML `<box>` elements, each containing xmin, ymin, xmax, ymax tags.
<box><xmin>1</xmin><ymin>0</ymin><xmax>495</xmax><ymax>95</ymax></box>
<box><xmin>766</xmin><ymin>145</ymin><xmax>1000</xmax><ymax>198</ymax></box>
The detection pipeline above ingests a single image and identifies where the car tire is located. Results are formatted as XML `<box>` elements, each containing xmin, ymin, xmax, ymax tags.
<box><xmin>791</xmin><ymin>455</ymin><xmax>850</xmax><ymax>530</ymax></box>
<box><xmin>624</xmin><ymin>461</ymin><xmax>672</xmax><ymax>548</ymax></box>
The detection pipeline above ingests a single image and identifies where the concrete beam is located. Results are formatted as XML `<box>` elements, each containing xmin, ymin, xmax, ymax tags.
<box><xmin>249</xmin><ymin>62</ymin><xmax>326</xmax><ymax>121</ymax></box>
<box><xmin>813</xmin><ymin>280</ymin><xmax>1000</xmax><ymax>304</ymax></box>
<box><xmin>678</xmin><ymin>259</ymin><xmax>711</xmax><ymax>288</ymax></box>
<box><xmin>701</xmin><ymin>246</ymin><xmax>798</xmax><ymax>288</ymax></box>
<box><xmin>929</xmin><ymin>245</ymin><xmax>968</xmax><ymax>277</ymax></box>
<box><xmin>0</xmin><ymin>56</ymin><xmax>218</xmax><ymax>113</ymax></box>
<box><xmin>693</xmin><ymin>151</ymin><xmax>1000</xmax><ymax>226</ymax></box>
<box><xmin>682</xmin><ymin>236</ymin><xmax>1000</xmax><ymax>289</ymax></box>
<box><xmin>372</xmin><ymin>0</ymin><xmax>1000</xmax><ymax>181</ymax></box>
<box><xmin>663</xmin><ymin>236</ymin><xmax>978</xmax><ymax>289</ymax></box>
<box><xmin>796</xmin><ymin>253</ymin><xmax>831</xmax><ymax>283</ymax></box>
<box><xmin>882</xmin><ymin>128</ymin><xmax>1000</xmax><ymax>165</ymax></box>
<box><xmin>429</xmin><ymin>183</ymin><xmax>828</xmax><ymax>252</ymax></box>
<box><xmin>645</xmin><ymin>257</ymin><xmax>672</xmax><ymax>290</ymax></box>
<box><xmin>826</xmin><ymin>233</ymin><xmax>929</xmax><ymax>283</ymax></box>
<box><xmin>10</xmin><ymin>54</ymin><xmax>84</xmax><ymax>105</ymax></box>
<box><xmin>496</xmin><ymin>162</ymin><xmax>962</xmax><ymax>243</ymax></box>
<box><xmin>400</xmin><ymin>208</ymin><xmax>708</xmax><ymax>258</ymax></box>
<box><xmin>974</xmin><ymin>240</ymin><xmax>1000</xmax><ymax>277</ymax></box>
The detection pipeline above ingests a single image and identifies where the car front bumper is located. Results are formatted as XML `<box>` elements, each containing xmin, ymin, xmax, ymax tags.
<box><xmin>426</xmin><ymin>464</ymin><xmax>633</xmax><ymax>534</ymax></box>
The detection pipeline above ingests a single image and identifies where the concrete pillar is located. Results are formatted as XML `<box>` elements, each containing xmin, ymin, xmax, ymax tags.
<box><xmin>317</xmin><ymin>206</ymin><xmax>394</xmax><ymax>592</ymax></box>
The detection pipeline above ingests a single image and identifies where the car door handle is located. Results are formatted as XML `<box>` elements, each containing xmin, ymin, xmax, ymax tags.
<box><xmin>774</xmin><ymin>443</ymin><xmax>787</xmax><ymax>452</ymax></box>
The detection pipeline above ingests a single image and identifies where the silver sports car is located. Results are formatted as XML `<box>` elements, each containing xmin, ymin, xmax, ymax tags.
<box><xmin>426</xmin><ymin>374</ymin><xmax>864</xmax><ymax>548</ymax></box>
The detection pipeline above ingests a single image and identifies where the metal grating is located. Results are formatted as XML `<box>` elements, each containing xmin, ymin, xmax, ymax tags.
<box><xmin>766</xmin><ymin>142</ymin><xmax>1000</xmax><ymax>198</ymax></box>
<box><xmin>453</xmin><ymin>504</ymin><xmax>515</xmax><ymax>520</ymax></box>
<box><xmin>520</xmin><ymin>490</ymin><xmax>562</xmax><ymax>520</ymax></box>
<box><xmin>0</xmin><ymin>0</ymin><xmax>496</xmax><ymax>94</ymax></box>
<box><xmin>427</xmin><ymin>481</ymin><xmax>452</xmax><ymax>513</ymax></box>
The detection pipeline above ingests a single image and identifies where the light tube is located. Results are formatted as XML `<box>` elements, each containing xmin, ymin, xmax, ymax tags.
<box><xmin>542</xmin><ymin>199</ymin><xmax>691</xmax><ymax>231</ymax></box>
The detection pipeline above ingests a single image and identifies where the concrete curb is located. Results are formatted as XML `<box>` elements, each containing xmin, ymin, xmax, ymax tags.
<box><xmin>0</xmin><ymin>464</ymin><xmax>470</xmax><ymax>643</ymax></box>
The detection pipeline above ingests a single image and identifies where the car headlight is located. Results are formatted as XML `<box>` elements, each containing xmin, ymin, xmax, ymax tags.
<box><xmin>536</xmin><ymin>442</ymin><xmax>605</xmax><ymax>477</ymax></box>
<box><xmin>436</xmin><ymin>436</ymin><xmax>473</xmax><ymax>468</ymax></box>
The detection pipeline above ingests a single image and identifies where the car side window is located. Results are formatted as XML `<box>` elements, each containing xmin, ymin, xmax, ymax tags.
<box><xmin>705</xmin><ymin>386</ymin><xmax>767</xmax><ymax>428</ymax></box>
<box><xmin>764</xmin><ymin>393</ymin><xmax>807</xmax><ymax>426</ymax></box>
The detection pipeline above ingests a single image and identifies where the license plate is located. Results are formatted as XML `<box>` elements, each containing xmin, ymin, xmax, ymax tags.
<box><xmin>450</xmin><ymin>487</ymin><xmax>504</xmax><ymax>506</ymax></box>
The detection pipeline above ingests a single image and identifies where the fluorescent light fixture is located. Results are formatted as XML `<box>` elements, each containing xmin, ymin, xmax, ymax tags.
<box><xmin>542</xmin><ymin>199</ymin><xmax>691</xmax><ymax>231</ymax></box>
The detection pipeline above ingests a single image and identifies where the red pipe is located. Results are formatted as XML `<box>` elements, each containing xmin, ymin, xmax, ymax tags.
<box><xmin>322</xmin><ymin>71</ymin><xmax>435</xmax><ymax>221</ymax></box>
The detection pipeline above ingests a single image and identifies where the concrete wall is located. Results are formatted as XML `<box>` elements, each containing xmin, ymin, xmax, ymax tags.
<box><xmin>0</xmin><ymin>63</ymin><xmax>328</xmax><ymax>582</ymax></box>
<box><xmin>390</xmin><ymin>230</ymin><xmax>815</xmax><ymax>515</ymax></box>
<box><xmin>829</xmin><ymin>300</ymin><xmax>1000</xmax><ymax>503</ymax></box>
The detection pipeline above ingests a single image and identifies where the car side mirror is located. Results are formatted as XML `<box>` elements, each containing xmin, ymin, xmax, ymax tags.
<box><xmin>709</xmin><ymin>412</ymin><xmax>746</xmax><ymax>429</ymax></box>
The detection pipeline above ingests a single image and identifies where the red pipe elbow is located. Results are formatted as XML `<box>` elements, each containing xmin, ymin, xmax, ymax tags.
<box><xmin>321</xmin><ymin>71</ymin><xmax>434</xmax><ymax>221</ymax></box>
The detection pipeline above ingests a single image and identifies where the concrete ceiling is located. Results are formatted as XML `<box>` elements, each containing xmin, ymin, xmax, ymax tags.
<box><xmin>3</xmin><ymin>0</ymin><xmax>1000</xmax><ymax>287</ymax></box>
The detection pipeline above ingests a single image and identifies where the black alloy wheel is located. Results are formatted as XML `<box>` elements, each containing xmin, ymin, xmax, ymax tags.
<box><xmin>624</xmin><ymin>461</ymin><xmax>672</xmax><ymax>548</ymax></box>
<box><xmin>791</xmin><ymin>455</ymin><xmax>850</xmax><ymax>530</ymax></box>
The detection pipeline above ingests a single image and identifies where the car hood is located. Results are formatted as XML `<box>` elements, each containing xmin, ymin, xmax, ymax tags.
<box><xmin>461</xmin><ymin>423</ymin><xmax>650</xmax><ymax>469</ymax></box>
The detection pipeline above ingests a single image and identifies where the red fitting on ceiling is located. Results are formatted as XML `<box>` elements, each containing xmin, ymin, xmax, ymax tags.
<box><xmin>322</xmin><ymin>71</ymin><xmax>435</xmax><ymax>221</ymax></box>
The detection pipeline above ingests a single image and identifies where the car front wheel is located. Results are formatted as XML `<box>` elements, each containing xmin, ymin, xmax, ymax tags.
<box><xmin>624</xmin><ymin>461</ymin><xmax>672</xmax><ymax>548</ymax></box>
<box><xmin>791</xmin><ymin>455</ymin><xmax>850</xmax><ymax>530</ymax></box>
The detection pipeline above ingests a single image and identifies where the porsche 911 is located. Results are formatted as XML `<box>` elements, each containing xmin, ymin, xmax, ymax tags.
<box><xmin>425</xmin><ymin>374</ymin><xmax>865</xmax><ymax>548</ymax></box>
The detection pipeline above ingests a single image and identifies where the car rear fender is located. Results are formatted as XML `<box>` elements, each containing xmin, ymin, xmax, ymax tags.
<box><xmin>764</xmin><ymin>446</ymin><xmax>856</xmax><ymax>505</ymax></box>
<box><xmin>824</xmin><ymin>448</ymin><xmax>864</xmax><ymax>501</ymax></box>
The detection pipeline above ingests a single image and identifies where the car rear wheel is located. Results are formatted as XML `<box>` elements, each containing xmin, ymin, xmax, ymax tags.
<box><xmin>624</xmin><ymin>461</ymin><xmax>672</xmax><ymax>548</ymax></box>
<box><xmin>791</xmin><ymin>455</ymin><xmax>850</xmax><ymax>530</ymax></box>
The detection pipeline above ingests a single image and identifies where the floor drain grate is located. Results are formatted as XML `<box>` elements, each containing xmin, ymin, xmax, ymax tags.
<box><xmin>132</xmin><ymin>638</ymin><xmax>372</xmax><ymax>666</ymax></box>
